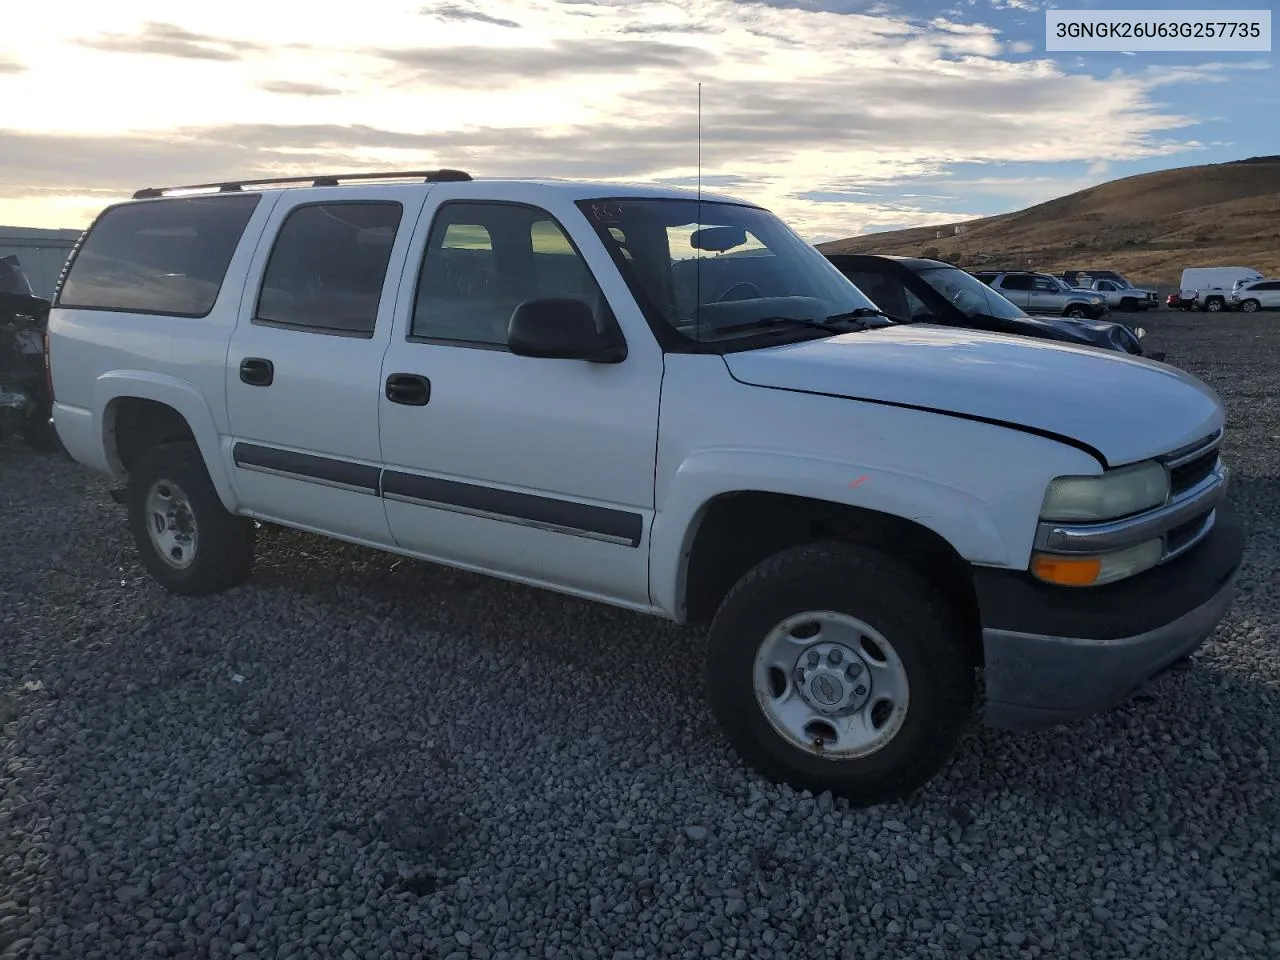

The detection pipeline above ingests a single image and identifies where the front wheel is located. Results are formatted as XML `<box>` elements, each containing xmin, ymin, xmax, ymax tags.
<box><xmin>1065</xmin><ymin>306</ymin><xmax>1087</xmax><ymax>318</ymax></box>
<box><xmin>705</xmin><ymin>542</ymin><xmax>975</xmax><ymax>805</ymax></box>
<box><xmin>126</xmin><ymin>441</ymin><xmax>256</xmax><ymax>596</ymax></box>
<box><xmin>1241</xmin><ymin>299</ymin><xmax>1260</xmax><ymax>314</ymax></box>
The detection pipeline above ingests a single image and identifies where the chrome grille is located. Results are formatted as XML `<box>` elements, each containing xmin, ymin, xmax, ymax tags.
<box><xmin>1170</xmin><ymin>449</ymin><xmax>1219</xmax><ymax>497</ymax></box>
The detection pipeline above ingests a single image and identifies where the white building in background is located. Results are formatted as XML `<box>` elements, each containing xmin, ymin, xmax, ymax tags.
<box><xmin>0</xmin><ymin>226</ymin><xmax>83</xmax><ymax>299</ymax></box>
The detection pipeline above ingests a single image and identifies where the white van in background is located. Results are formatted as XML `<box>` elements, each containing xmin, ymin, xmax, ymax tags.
<box><xmin>1179</xmin><ymin>267</ymin><xmax>1265</xmax><ymax>312</ymax></box>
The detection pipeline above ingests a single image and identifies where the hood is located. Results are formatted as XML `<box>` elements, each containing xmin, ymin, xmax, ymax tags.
<box><xmin>722</xmin><ymin>325</ymin><xmax>1223</xmax><ymax>466</ymax></box>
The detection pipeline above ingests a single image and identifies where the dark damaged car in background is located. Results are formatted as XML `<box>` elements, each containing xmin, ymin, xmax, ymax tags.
<box><xmin>825</xmin><ymin>254</ymin><xmax>1159</xmax><ymax>360</ymax></box>
<box><xmin>1</xmin><ymin>255</ymin><xmax>58</xmax><ymax>450</ymax></box>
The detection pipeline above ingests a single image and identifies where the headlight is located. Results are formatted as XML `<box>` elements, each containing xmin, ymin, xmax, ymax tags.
<box><xmin>1090</xmin><ymin>296</ymin><xmax>1103</xmax><ymax>305</ymax></box>
<box><xmin>1040</xmin><ymin>460</ymin><xmax>1169</xmax><ymax>522</ymax></box>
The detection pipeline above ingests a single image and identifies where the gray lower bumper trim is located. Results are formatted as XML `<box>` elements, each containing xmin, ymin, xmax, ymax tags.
<box><xmin>983</xmin><ymin>569</ymin><xmax>1239</xmax><ymax>730</ymax></box>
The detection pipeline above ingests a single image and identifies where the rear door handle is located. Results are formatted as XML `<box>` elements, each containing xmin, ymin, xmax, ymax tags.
<box><xmin>385</xmin><ymin>373</ymin><xmax>431</xmax><ymax>406</ymax></box>
<box><xmin>240</xmin><ymin>357</ymin><xmax>274</xmax><ymax>386</ymax></box>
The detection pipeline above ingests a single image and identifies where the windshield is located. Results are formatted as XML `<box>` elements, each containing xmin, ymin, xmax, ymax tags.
<box><xmin>575</xmin><ymin>198</ymin><xmax>880</xmax><ymax>346</ymax></box>
<box><xmin>916</xmin><ymin>266</ymin><xmax>1026</xmax><ymax>322</ymax></box>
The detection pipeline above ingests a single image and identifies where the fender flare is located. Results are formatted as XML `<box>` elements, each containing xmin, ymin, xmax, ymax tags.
<box><xmin>648</xmin><ymin>449</ymin><xmax>1013</xmax><ymax>619</ymax></box>
<box><xmin>94</xmin><ymin>370</ymin><xmax>239</xmax><ymax>512</ymax></box>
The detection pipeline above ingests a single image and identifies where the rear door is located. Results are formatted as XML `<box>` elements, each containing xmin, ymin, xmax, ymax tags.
<box><xmin>1028</xmin><ymin>276</ymin><xmax>1064</xmax><ymax>312</ymax></box>
<box><xmin>223</xmin><ymin>187</ymin><xmax>427</xmax><ymax>544</ymax></box>
<box><xmin>996</xmin><ymin>274</ymin><xmax>1033</xmax><ymax>308</ymax></box>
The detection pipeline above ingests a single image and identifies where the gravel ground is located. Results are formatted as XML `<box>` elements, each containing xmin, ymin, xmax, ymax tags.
<box><xmin>2</xmin><ymin>309</ymin><xmax>1278</xmax><ymax>960</ymax></box>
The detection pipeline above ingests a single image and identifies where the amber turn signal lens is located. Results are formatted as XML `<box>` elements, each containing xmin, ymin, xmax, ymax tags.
<box><xmin>1031</xmin><ymin>554</ymin><xmax>1103</xmax><ymax>586</ymax></box>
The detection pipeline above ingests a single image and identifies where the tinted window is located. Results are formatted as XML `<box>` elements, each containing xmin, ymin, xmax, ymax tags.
<box><xmin>845</xmin><ymin>269</ymin><xmax>931</xmax><ymax>321</ymax></box>
<box><xmin>918</xmin><ymin>267</ymin><xmax>1026</xmax><ymax>322</ymax></box>
<box><xmin>411</xmin><ymin>202</ymin><xmax>610</xmax><ymax>347</ymax></box>
<box><xmin>1252</xmin><ymin>281</ymin><xmax>1280</xmax><ymax>291</ymax></box>
<box><xmin>1000</xmin><ymin>275</ymin><xmax>1034</xmax><ymax>291</ymax></box>
<box><xmin>256</xmin><ymin>201</ymin><xmax>402</xmax><ymax>336</ymax></box>
<box><xmin>57</xmin><ymin>195</ymin><xmax>260</xmax><ymax>316</ymax></box>
<box><xmin>1032</xmin><ymin>277</ymin><xmax>1060</xmax><ymax>292</ymax></box>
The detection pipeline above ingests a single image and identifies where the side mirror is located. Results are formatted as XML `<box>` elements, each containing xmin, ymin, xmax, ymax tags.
<box><xmin>507</xmin><ymin>297</ymin><xmax>626</xmax><ymax>363</ymax></box>
<box><xmin>1134</xmin><ymin>327</ymin><xmax>1146</xmax><ymax>339</ymax></box>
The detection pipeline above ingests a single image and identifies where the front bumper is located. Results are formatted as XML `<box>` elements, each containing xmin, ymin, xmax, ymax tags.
<box><xmin>975</xmin><ymin>500</ymin><xmax>1245</xmax><ymax>730</ymax></box>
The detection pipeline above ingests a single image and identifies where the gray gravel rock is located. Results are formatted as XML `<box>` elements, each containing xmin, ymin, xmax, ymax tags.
<box><xmin>1</xmin><ymin>310</ymin><xmax>1278</xmax><ymax>959</ymax></box>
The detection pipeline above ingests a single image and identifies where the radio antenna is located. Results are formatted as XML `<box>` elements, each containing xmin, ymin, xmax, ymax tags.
<box><xmin>695</xmin><ymin>81</ymin><xmax>703</xmax><ymax>342</ymax></box>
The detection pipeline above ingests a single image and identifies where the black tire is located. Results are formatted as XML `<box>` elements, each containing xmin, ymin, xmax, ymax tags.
<box><xmin>1204</xmin><ymin>298</ymin><xmax>1223</xmax><ymax>313</ymax></box>
<box><xmin>1064</xmin><ymin>306</ymin><xmax>1087</xmax><ymax>318</ymax></box>
<box><xmin>704</xmin><ymin>541</ymin><xmax>976</xmax><ymax>805</ymax></box>
<box><xmin>1241</xmin><ymin>299</ymin><xmax>1260</xmax><ymax>314</ymax></box>
<box><xmin>1120</xmin><ymin>297</ymin><xmax>1138</xmax><ymax>312</ymax></box>
<box><xmin>125</xmin><ymin>440</ymin><xmax>255</xmax><ymax>596</ymax></box>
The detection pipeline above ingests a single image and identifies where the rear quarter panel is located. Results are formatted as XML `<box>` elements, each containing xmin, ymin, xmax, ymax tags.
<box><xmin>47</xmin><ymin>193</ymin><xmax>281</xmax><ymax>502</ymax></box>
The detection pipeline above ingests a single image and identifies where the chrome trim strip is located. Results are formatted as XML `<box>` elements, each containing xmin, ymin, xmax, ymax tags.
<box><xmin>382</xmin><ymin>491</ymin><xmax>637</xmax><ymax>546</ymax></box>
<box><xmin>1034</xmin><ymin>464</ymin><xmax>1228</xmax><ymax>555</ymax></box>
<box><xmin>1162</xmin><ymin>430</ymin><xmax>1222</xmax><ymax>469</ymax></box>
<box><xmin>236</xmin><ymin>461</ymin><xmax>379</xmax><ymax>497</ymax></box>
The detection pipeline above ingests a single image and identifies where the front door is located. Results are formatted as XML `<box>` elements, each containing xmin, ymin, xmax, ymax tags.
<box><xmin>376</xmin><ymin>188</ymin><xmax>662</xmax><ymax>608</ymax></box>
<box><xmin>224</xmin><ymin>187</ymin><xmax>427</xmax><ymax>544</ymax></box>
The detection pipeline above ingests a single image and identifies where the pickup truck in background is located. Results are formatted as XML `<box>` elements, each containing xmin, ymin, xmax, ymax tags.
<box><xmin>1066</xmin><ymin>277</ymin><xmax>1159</xmax><ymax>313</ymax></box>
<box><xmin>1180</xmin><ymin>267</ymin><xmax>1265</xmax><ymax>313</ymax></box>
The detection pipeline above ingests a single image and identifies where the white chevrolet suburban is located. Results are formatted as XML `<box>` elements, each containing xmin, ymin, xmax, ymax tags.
<box><xmin>45</xmin><ymin>170</ymin><xmax>1244</xmax><ymax>804</ymax></box>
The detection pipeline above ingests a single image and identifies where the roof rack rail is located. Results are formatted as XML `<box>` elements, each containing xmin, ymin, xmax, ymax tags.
<box><xmin>132</xmin><ymin>169</ymin><xmax>473</xmax><ymax>200</ymax></box>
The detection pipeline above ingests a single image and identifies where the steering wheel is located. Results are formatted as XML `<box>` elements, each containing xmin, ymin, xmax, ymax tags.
<box><xmin>714</xmin><ymin>281</ymin><xmax>762</xmax><ymax>303</ymax></box>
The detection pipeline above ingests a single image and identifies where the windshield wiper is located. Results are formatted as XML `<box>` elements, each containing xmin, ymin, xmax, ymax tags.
<box><xmin>824</xmin><ymin>308</ymin><xmax>902</xmax><ymax>325</ymax></box>
<box><xmin>715</xmin><ymin>309</ymin><xmax>900</xmax><ymax>336</ymax></box>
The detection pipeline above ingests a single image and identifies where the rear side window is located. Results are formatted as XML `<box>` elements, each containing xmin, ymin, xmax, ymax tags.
<box><xmin>255</xmin><ymin>201</ymin><xmax>403</xmax><ymax>337</ymax></box>
<box><xmin>57</xmin><ymin>195</ymin><xmax>260</xmax><ymax>316</ymax></box>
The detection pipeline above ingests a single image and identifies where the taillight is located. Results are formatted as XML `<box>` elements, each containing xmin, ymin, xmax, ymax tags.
<box><xmin>43</xmin><ymin>329</ymin><xmax>54</xmax><ymax>403</ymax></box>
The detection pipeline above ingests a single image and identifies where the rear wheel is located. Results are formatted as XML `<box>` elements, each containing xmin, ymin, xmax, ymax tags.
<box><xmin>1204</xmin><ymin>298</ymin><xmax>1223</xmax><ymax>313</ymax></box>
<box><xmin>704</xmin><ymin>541</ymin><xmax>975</xmax><ymax>805</ymax></box>
<box><xmin>126</xmin><ymin>441</ymin><xmax>255</xmax><ymax>596</ymax></box>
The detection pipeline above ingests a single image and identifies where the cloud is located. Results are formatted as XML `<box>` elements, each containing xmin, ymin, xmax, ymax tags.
<box><xmin>74</xmin><ymin>21</ymin><xmax>266</xmax><ymax>62</ymax></box>
<box><xmin>620</xmin><ymin>22</ymin><xmax>720</xmax><ymax>34</ymax></box>
<box><xmin>419</xmin><ymin>2</ymin><xmax>522</xmax><ymax>28</ymax></box>
<box><xmin>0</xmin><ymin>56</ymin><xmax>25</xmax><ymax>74</ymax></box>
<box><xmin>259</xmin><ymin>80</ymin><xmax>345</xmax><ymax>97</ymax></box>
<box><xmin>1007</xmin><ymin>40</ymin><xmax>1033</xmax><ymax>54</ymax></box>
<box><xmin>1087</xmin><ymin>160</ymin><xmax>1109</xmax><ymax>176</ymax></box>
<box><xmin>375</xmin><ymin>38</ymin><xmax>708</xmax><ymax>85</ymax></box>
<box><xmin>1</xmin><ymin>0</ymin><xmax>1254</xmax><ymax>238</ymax></box>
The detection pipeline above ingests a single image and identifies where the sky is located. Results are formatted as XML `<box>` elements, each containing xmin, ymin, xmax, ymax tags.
<box><xmin>0</xmin><ymin>0</ymin><xmax>1274</xmax><ymax>243</ymax></box>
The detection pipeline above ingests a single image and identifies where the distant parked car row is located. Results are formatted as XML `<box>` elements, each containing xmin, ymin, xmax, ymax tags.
<box><xmin>970</xmin><ymin>270</ymin><xmax>1111</xmax><ymax>320</ymax></box>
<box><xmin>1170</xmin><ymin>266</ymin><xmax>1279</xmax><ymax>313</ymax></box>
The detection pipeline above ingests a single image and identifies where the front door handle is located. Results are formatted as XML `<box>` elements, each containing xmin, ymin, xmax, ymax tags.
<box><xmin>240</xmin><ymin>357</ymin><xmax>274</xmax><ymax>386</ymax></box>
<box><xmin>385</xmin><ymin>373</ymin><xmax>431</xmax><ymax>406</ymax></box>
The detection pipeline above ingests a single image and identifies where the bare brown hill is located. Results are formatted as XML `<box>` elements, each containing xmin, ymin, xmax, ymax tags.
<box><xmin>816</xmin><ymin>156</ymin><xmax>1280</xmax><ymax>289</ymax></box>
